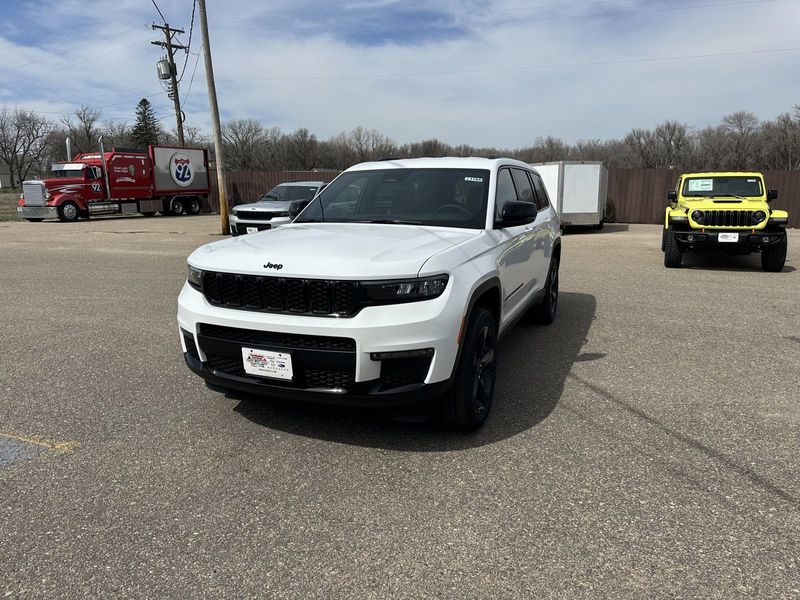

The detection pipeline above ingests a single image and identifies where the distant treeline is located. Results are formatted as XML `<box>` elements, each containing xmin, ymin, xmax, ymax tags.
<box><xmin>2</xmin><ymin>102</ymin><xmax>799</xmax><ymax>188</ymax></box>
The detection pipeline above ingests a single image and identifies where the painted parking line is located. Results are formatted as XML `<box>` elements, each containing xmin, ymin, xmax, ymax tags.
<box><xmin>0</xmin><ymin>432</ymin><xmax>79</xmax><ymax>469</ymax></box>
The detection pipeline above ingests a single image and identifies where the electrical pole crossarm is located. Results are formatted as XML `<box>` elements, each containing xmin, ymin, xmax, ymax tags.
<box><xmin>151</xmin><ymin>22</ymin><xmax>186</xmax><ymax>146</ymax></box>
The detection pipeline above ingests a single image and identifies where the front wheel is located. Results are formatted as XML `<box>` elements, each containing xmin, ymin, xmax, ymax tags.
<box><xmin>761</xmin><ymin>235</ymin><xmax>787</xmax><ymax>272</ymax></box>
<box><xmin>437</xmin><ymin>307</ymin><xmax>497</xmax><ymax>432</ymax></box>
<box><xmin>57</xmin><ymin>201</ymin><xmax>79</xmax><ymax>223</ymax></box>
<box><xmin>664</xmin><ymin>227</ymin><xmax>682</xmax><ymax>268</ymax></box>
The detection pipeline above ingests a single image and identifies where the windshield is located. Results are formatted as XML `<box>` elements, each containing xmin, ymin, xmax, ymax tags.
<box><xmin>294</xmin><ymin>168</ymin><xmax>490</xmax><ymax>229</ymax></box>
<box><xmin>51</xmin><ymin>169</ymin><xmax>84</xmax><ymax>179</ymax></box>
<box><xmin>682</xmin><ymin>176</ymin><xmax>763</xmax><ymax>198</ymax></box>
<box><xmin>260</xmin><ymin>184</ymin><xmax>319</xmax><ymax>202</ymax></box>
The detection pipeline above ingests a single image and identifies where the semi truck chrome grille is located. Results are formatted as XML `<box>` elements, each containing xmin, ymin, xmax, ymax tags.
<box><xmin>22</xmin><ymin>182</ymin><xmax>46</xmax><ymax>206</ymax></box>
<box><xmin>200</xmin><ymin>271</ymin><xmax>361</xmax><ymax>317</ymax></box>
<box><xmin>703</xmin><ymin>210</ymin><xmax>754</xmax><ymax>227</ymax></box>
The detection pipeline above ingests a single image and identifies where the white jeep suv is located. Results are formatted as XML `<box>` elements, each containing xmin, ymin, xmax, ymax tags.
<box><xmin>178</xmin><ymin>157</ymin><xmax>561</xmax><ymax>430</ymax></box>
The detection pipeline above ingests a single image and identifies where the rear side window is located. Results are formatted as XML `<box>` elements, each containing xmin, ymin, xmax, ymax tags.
<box><xmin>529</xmin><ymin>172</ymin><xmax>551</xmax><ymax>211</ymax></box>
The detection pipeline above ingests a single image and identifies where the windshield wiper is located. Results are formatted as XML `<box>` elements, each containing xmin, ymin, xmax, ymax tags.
<box><xmin>358</xmin><ymin>218</ymin><xmax>424</xmax><ymax>225</ymax></box>
<box><xmin>708</xmin><ymin>193</ymin><xmax>746</xmax><ymax>199</ymax></box>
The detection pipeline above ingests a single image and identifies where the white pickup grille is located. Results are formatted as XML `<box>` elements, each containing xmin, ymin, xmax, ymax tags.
<box><xmin>22</xmin><ymin>182</ymin><xmax>46</xmax><ymax>206</ymax></box>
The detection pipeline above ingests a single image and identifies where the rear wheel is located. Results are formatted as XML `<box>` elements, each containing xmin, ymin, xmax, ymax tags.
<box><xmin>186</xmin><ymin>198</ymin><xmax>202</xmax><ymax>215</ymax></box>
<box><xmin>761</xmin><ymin>235</ymin><xmax>787</xmax><ymax>272</ymax></box>
<box><xmin>170</xmin><ymin>198</ymin><xmax>184</xmax><ymax>215</ymax></box>
<box><xmin>661</xmin><ymin>226</ymin><xmax>667</xmax><ymax>251</ymax></box>
<box><xmin>529</xmin><ymin>253</ymin><xmax>560</xmax><ymax>325</ymax></box>
<box><xmin>664</xmin><ymin>227</ymin><xmax>682</xmax><ymax>268</ymax></box>
<box><xmin>57</xmin><ymin>201</ymin><xmax>79</xmax><ymax>223</ymax></box>
<box><xmin>437</xmin><ymin>307</ymin><xmax>497</xmax><ymax>432</ymax></box>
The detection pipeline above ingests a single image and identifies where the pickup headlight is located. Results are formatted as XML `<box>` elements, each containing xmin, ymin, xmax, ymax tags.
<box><xmin>187</xmin><ymin>265</ymin><xmax>203</xmax><ymax>290</ymax></box>
<box><xmin>363</xmin><ymin>275</ymin><xmax>449</xmax><ymax>303</ymax></box>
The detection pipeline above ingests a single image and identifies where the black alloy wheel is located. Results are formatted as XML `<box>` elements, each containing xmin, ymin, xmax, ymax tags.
<box><xmin>530</xmin><ymin>253</ymin><xmax>560</xmax><ymax>325</ymax></box>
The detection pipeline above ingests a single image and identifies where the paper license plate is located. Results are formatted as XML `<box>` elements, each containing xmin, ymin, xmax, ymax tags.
<box><xmin>246</xmin><ymin>227</ymin><xmax>258</xmax><ymax>234</ymax></box>
<box><xmin>718</xmin><ymin>232</ymin><xmax>739</xmax><ymax>243</ymax></box>
<box><xmin>242</xmin><ymin>347</ymin><xmax>293</xmax><ymax>380</ymax></box>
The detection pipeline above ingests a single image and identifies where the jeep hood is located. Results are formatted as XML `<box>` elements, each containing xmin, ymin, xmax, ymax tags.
<box><xmin>188</xmin><ymin>222</ymin><xmax>478</xmax><ymax>279</ymax></box>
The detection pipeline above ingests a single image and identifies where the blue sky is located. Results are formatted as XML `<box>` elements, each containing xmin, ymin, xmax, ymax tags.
<box><xmin>1</xmin><ymin>0</ymin><xmax>798</xmax><ymax>148</ymax></box>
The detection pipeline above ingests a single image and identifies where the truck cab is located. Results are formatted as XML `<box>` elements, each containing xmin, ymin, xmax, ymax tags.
<box><xmin>18</xmin><ymin>162</ymin><xmax>106</xmax><ymax>222</ymax></box>
<box><xmin>663</xmin><ymin>171</ymin><xmax>788</xmax><ymax>272</ymax></box>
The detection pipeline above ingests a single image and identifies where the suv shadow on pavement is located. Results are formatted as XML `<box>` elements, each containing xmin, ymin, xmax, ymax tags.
<box><xmin>231</xmin><ymin>292</ymin><xmax>597</xmax><ymax>451</ymax></box>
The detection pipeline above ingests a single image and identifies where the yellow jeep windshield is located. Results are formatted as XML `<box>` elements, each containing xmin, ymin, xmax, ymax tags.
<box><xmin>682</xmin><ymin>176</ymin><xmax>763</xmax><ymax>198</ymax></box>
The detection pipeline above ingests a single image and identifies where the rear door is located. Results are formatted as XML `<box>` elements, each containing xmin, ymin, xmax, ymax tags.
<box><xmin>528</xmin><ymin>170</ymin><xmax>557</xmax><ymax>289</ymax></box>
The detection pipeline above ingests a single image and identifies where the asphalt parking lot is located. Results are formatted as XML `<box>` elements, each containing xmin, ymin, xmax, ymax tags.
<box><xmin>1</xmin><ymin>216</ymin><xmax>798</xmax><ymax>599</ymax></box>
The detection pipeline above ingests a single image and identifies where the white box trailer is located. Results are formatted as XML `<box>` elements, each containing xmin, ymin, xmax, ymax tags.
<box><xmin>530</xmin><ymin>161</ymin><xmax>608</xmax><ymax>227</ymax></box>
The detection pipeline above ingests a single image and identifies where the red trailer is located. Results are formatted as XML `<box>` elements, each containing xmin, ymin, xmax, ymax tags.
<box><xmin>18</xmin><ymin>141</ymin><xmax>210</xmax><ymax>222</ymax></box>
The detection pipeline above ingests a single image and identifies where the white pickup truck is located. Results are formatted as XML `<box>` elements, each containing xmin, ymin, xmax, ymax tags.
<box><xmin>178</xmin><ymin>157</ymin><xmax>561</xmax><ymax>430</ymax></box>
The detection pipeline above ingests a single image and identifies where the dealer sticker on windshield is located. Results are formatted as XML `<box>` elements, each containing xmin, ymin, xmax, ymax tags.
<box><xmin>242</xmin><ymin>347</ymin><xmax>293</xmax><ymax>380</ymax></box>
<box><xmin>718</xmin><ymin>232</ymin><xmax>739</xmax><ymax>243</ymax></box>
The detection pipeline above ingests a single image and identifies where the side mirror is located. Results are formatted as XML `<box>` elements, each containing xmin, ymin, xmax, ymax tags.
<box><xmin>288</xmin><ymin>199</ymin><xmax>310</xmax><ymax>218</ymax></box>
<box><xmin>667</xmin><ymin>191</ymin><xmax>677</xmax><ymax>202</ymax></box>
<box><xmin>497</xmin><ymin>201</ymin><xmax>536</xmax><ymax>228</ymax></box>
<box><xmin>767</xmin><ymin>189</ymin><xmax>778</xmax><ymax>202</ymax></box>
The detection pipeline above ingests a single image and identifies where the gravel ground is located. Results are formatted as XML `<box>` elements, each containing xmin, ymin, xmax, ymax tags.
<box><xmin>1</xmin><ymin>216</ymin><xmax>798</xmax><ymax>599</ymax></box>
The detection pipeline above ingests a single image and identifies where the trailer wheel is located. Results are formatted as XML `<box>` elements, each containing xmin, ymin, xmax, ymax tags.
<box><xmin>186</xmin><ymin>198</ymin><xmax>202</xmax><ymax>215</ymax></box>
<box><xmin>57</xmin><ymin>201</ymin><xmax>79</xmax><ymax>223</ymax></box>
<box><xmin>170</xmin><ymin>198</ymin><xmax>184</xmax><ymax>215</ymax></box>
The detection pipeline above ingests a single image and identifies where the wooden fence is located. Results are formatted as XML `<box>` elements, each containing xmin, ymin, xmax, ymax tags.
<box><xmin>207</xmin><ymin>168</ymin><xmax>800</xmax><ymax>228</ymax></box>
<box><xmin>607</xmin><ymin>168</ymin><xmax>800</xmax><ymax>228</ymax></box>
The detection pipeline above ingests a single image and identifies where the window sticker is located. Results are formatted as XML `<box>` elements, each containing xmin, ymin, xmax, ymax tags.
<box><xmin>687</xmin><ymin>179</ymin><xmax>713</xmax><ymax>192</ymax></box>
<box><xmin>464</xmin><ymin>176</ymin><xmax>483</xmax><ymax>182</ymax></box>
<box><xmin>747</xmin><ymin>179</ymin><xmax>757</xmax><ymax>182</ymax></box>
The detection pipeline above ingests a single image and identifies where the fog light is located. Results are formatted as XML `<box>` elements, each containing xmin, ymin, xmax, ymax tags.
<box><xmin>762</xmin><ymin>237</ymin><xmax>770</xmax><ymax>243</ymax></box>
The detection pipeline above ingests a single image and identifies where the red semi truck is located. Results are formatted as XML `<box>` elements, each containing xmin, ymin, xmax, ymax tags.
<box><xmin>18</xmin><ymin>141</ymin><xmax>210</xmax><ymax>222</ymax></box>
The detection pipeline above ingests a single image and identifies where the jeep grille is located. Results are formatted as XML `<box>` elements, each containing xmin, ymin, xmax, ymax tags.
<box><xmin>200</xmin><ymin>271</ymin><xmax>360</xmax><ymax>317</ymax></box>
<box><xmin>697</xmin><ymin>210</ymin><xmax>757</xmax><ymax>228</ymax></box>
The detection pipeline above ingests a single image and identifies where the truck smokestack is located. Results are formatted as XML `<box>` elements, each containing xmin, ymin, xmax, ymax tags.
<box><xmin>66</xmin><ymin>138</ymin><xmax>72</xmax><ymax>161</ymax></box>
<box><xmin>98</xmin><ymin>137</ymin><xmax>112</xmax><ymax>201</ymax></box>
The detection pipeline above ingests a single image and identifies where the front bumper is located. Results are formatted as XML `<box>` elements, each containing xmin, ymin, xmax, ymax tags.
<box><xmin>674</xmin><ymin>229</ymin><xmax>785</xmax><ymax>249</ymax></box>
<box><xmin>18</xmin><ymin>205</ymin><xmax>58</xmax><ymax>219</ymax></box>
<box><xmin>229</xmin><ymin>213</ymin><xmax>291</xmax><ymax>235</ymax></box>
<box><xmin>177</xmin><ymin>282</ymin><xmax>463</xmax><ymax>406</ymax></box>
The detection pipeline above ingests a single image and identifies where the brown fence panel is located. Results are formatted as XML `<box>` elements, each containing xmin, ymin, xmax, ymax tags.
<box><xmin>607</xmin><ymin>169</ymin><xmax>800</xmax><ymax>228</ymax></box>
<box><xmin>207</xmin><ymin>170</ymin><xmax>339</xmax><ymax>213</ymax></box>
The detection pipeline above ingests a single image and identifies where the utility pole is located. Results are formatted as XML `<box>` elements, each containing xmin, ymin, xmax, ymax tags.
<box><xmin>196</xmin><ymin>0</ymin><xmax>229</xmax><ymax>234</ymax></box>
<box><xmin>151</xmin><ymin>23</ymin><xmax>186</xmax><ymax>146</ymax></box>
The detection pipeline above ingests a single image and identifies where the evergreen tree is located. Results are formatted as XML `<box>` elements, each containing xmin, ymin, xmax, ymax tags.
<box><xmin>131</xmin><ymin>99</ymin><xmax>160</xmax><ymax>147</ymax></box>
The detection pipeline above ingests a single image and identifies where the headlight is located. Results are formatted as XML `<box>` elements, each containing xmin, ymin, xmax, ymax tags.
<box><xmin>187</xmin><ymin>265</ymin><xmax>203</xmax><ymax>290</ymax></box>
<box><xmin>752</xmin><ymin>210</ymin><xmax>767</xmax><ymax>224</ymax></box>
<box><xmin>363</xmin><ymin>275</ymin><xmax>449</xmax><ymax>303</ymax></box>
<box><xmin>691</xmin><ymin>210</ymin><xmax>704</xmax><ymax>224</ymax></box>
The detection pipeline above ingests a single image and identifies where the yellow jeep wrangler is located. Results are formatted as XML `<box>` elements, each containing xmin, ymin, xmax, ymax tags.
<box><xmin>663</xmin><ymin>171</ymin><xmax>789</xmax><ymax>271</ymax></box>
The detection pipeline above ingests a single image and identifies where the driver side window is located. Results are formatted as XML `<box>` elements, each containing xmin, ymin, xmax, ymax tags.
<box><xmin>495</xmin><ymin>168</ymin><xmax>518</xmax><ymax>220</ymax></box>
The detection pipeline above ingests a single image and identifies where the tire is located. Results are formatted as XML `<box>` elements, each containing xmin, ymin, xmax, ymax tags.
<box><xmin>25</xmin><ymin>218</ymin><xmax>44</xmax><ymax>223</ymax></box>
<box><xmin>186</xmin><ymin>198</ymin><xmax>202</xmax><ymax>215</ymax></box>
<box><xmin>661</xmin><ymin>226</ymin><xmax>667</xmax><ymax>252</ymax></box>
<box><xmin>57</xmin><ymin>201</ymin><xmax>79</xmax><ymax>223</ymax></box>
<box><xmin>141</xmin><ymin>211</ymin><xmax>157</xmax><ymax>217</ymax></box>
<box><xmin>664</xmin><ymin>227</ymin><xmax>682</xmax><ymax>268</ymax></box>
<box><xmin>530</xmin><ymin>253</ymin><xmax>560</xmax><ymax>325</ymax></box>
<box><xmin>761</xmin><ymin>235</ymin><xmax>787</xmax><ymax>272</ymax></box>
<box><xmin>170</xmin><ymin>198</ymin><xmax>184</xmax><ymax>215</ymax></box>
<box><xmin>437</xmin><ymin>307</ymin><xmax>497</xmax><ymax>432</ymax></box>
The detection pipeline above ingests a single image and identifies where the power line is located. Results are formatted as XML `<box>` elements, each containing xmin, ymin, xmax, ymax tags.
<box><xmin>181</xmin><ymin>50</ymin><xmax>202</xmax><ymax>106</ymax></box>
<box><xmin>222</xmin><ymin>45</ymin><xmax>800</xmax><ymax>82</ymax></box>
<box><xmin>151</xmin><ymin>0</ymin><xmax>167</xmax><ymax>24</ymax></box>
<box><xmin>178</xmin><ymin>0</ymin><xmax>197</xmax><ymax>82</ymax></box>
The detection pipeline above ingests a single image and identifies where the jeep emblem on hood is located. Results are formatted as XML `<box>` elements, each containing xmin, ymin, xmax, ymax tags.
<box><xmin>264</xmin><ymin>262</ymin><xmax>283</xmax><ymax>270</ymax></box>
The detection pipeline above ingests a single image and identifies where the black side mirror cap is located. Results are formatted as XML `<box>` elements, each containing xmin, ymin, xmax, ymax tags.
<box><xmin>496</xmin><ymin>201</ymin><xmax>537</xmax><ymax>228</ymax></box>
<box><xmin>767</xmin><ymin>189</ymin><xmax>778</xmax><ymax>202</ymax></box>
<box><xmin>289</xmin><ymin>199</ymin><xmax>310</xmax><ymax>218</ymax></box>
<box><xmin>667</xmin><ymin>191</ymin><xmax>677</xmax><ymax>202</ymax></box>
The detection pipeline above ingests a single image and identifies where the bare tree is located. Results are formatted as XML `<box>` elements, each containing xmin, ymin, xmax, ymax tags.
<box><xmin>652</xmin><ymin>120</ymin><xmax>693</xmax><ymax>168</ymax></box>
<box><xmin>624</xmin><ymin>128</ymin><xmax>659</xmax><ymax>168</ymax></box>
<box><xmin>0</xmin><ymin>108</ymin><xmax>53</xmax><ymax>187</ymax></box>
<box><xmin>222</xmin><ymin>118</ymin><xmax>265</xmax><ymax>170</ymax></box>
<box><xmin>721</xmin><ymin>110</ymin><xmax>760</xmax><ymax>169</ymax></box>
<box><xmin>102</xmin><ymin>121</ymin><xmax>133</xmax><ymax>149</ymax></box>
<box><xmin>760</xmin><ymin>111</ymin><xmax>800</xmax><ymax>170</ymax></box>
<box><xmin>286</xmin><ymin>128</ymin><xmax>318</xmax><ymax>170</ymax></box>
<box><xmin>61</xmin><ymin>105</ymin><xmax>103</xmax><ymax>153</ymax></box>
